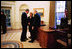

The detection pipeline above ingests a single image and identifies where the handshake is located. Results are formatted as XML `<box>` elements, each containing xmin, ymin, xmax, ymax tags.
<box><xmin>28</xmin><ymin>22</ymin><xmax>34</xmax><ymax>30</ymax></box>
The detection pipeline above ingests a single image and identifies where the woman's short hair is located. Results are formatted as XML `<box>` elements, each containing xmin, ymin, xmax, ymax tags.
<box><xmin>30</xmin><ymin>12</ymin><xmax>33</xmax><ymax>15</ymax></box>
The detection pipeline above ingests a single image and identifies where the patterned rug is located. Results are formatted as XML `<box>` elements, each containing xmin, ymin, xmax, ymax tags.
<box><xmin>1</xmin><ymin>41</ymin><xmax>23</xmax><ymax>48</ymax></box>
<box><xmin>1</xmin><ymin>30</ymin><xmax>41</xmax><ymax>48</ymax></box>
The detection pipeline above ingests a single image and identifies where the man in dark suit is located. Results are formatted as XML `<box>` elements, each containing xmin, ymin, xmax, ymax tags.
<box><xmin>27</xmin><ymin>12</ymin><xmax>34</xmax><ymax>40</ymax></box>
<box><xmin>29</xmin><ymin>10</ymin><xmax>41</xmax><ymax>43</ymax></box>
<box><xmin>1</xmin><ymin>11</ymin><xmax>7</xmax><ymax>34</ymax></box>
<box><xmin>60</xmin><ymin>8</ymin><xmax>68</xmax><ymax>29</ymax></box>
<box><xmin>20</xmin><ymin>9</ymin><xmax>29</xmax><ymax>41</ymax></box>
<box><xmin>60</xmin><ymin>18</ymin><xmax>68</xmax><ymax>29</ymax></box>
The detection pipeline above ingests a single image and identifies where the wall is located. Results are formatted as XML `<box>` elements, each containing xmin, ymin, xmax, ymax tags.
<box><xmin>1</xmin><ymin>1</ymin><xmax>50</xmax><ymax>29</ymax></box>
<box><xmin>15</xmin><ymin>1</ymin><xmax>50</xmax><ymax>29</ymax></box>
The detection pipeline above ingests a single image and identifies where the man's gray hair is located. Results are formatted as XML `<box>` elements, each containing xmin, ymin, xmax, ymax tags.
<box><xmin>34</xmin><ymin>10</ymin><xmax>37</xmax><ymax>12</ymax></box>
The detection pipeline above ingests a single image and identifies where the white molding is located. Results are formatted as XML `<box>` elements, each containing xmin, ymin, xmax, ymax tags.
<box><xmin>1</xmin><ymin>1</ymin><xmax>15</xmax><ymax>5</ymax></box>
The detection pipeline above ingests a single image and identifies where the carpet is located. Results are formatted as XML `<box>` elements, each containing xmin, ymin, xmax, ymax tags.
<box><xmin>1</xmin><ymin>41</ymin><xmax>23</xmax><ymax>48</ymax></box>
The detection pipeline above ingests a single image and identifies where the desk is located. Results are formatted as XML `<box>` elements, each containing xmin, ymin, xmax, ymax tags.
<box><xmin>37</xmin><ymin>25</ymin><xmax>69</xmax><ymax>48</ymax></box>
<box><xmin>37</xmin><ymin>26</ymin><xmax>57</xmax><ymax>48</ymax></box>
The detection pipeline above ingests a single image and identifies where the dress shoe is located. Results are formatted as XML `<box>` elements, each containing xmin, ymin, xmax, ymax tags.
<box><xmin>25</xmin><ymin>38</ymin><xmax>28</xmax><ymax>40</ymax></box>
<box><xmin>21</xmin><ymin>40</ymin><xmax>26</xmax><ymax>42</ymax></box>
<box><xmin>28</xmin><ymin>41</ymin><xmax>34</xmax><ymax>43</ymax></box>
<box><xmin>20</xmin><ymin>39</ymin><xmax>26</xmax><ymax>42</ymax></box>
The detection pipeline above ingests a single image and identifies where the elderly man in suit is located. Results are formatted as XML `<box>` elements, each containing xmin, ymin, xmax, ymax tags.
<box><xmin>29</xmin><ymin>10</ymin><xmax>41</xmax><ymax>43</ymax></box>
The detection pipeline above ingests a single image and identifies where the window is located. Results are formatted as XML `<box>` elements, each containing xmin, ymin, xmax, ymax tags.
<box><xmin>55</xmin><ymin>1</ymin><xmax>66</xmax><ymax>26</ymax></box>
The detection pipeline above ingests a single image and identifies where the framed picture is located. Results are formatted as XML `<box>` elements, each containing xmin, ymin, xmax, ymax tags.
<box><xmin>33</xmin><ymin>8</ymin><xmax>44</xmax><ymax>17</ymax></box>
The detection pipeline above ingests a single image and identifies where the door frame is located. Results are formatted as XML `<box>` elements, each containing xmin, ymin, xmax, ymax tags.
<box><xmin>1</xmin><ymin>6</ymin><xmax>12</xmax><ymax>30</ymax></box>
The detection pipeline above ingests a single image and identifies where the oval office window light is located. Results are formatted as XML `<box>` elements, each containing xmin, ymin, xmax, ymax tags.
<box><xmin>55</xmin><ymin>1</ymin><xmax>66</xmax><ymax>28</ymax></box>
